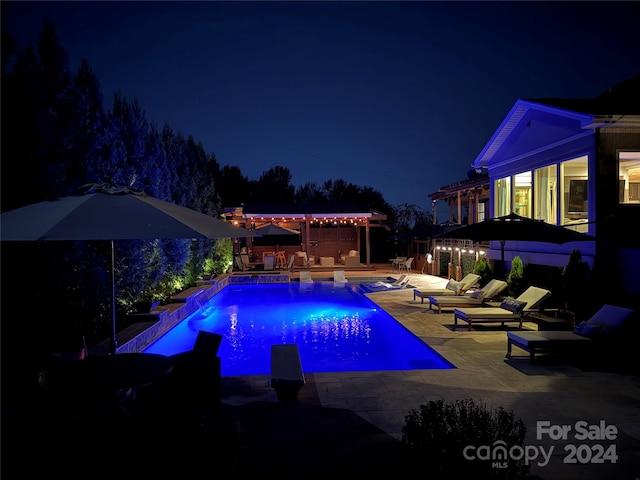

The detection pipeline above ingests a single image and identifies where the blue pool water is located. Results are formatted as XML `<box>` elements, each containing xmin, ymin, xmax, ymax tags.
<box><xmin>142</xmin><ymin>283</ymin><xmax>455</xmax><ymax>376</ymax></box>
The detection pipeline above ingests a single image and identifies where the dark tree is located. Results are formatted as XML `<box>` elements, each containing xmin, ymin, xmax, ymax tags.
<box><xmin>322</xmin><ymin>178</ymin><xmax>361</xmax><ymax>203</ymax></box>
<box><xmin>295</xmin><ymin>181</ymin><xmax>328</xmax><ymax>204</ymax></box>
<box><xmin>250</xmin><ymin>166</ymin><xmax>295</xmax><ymax>203</ymax></box>
<box><xmin>140</xmin><ymin>123</ymin><xmax>172</xmax><ymax>200</ymax></box>
<box><xmin>1</xmin><ymin>21</ymin><xmax>75</xmax><ymax>210</ymax></box>
<box><xmin>87</xmin><ymin>93</ymin><xmax>147</xmax><ymax>186</ymax></box>
<box><xmin>65</xmin><ymin>58</ymin><xmax>105</xmax><ymax>191</ymax></box>
<box><xmin>216</xmin><ymin>165</ymin><xmax>250</xmax><ymax>208</ymax></box>
<box><xmin>35</xmin><ymin>21</ymin><xmax>75</xmax><ymax>198</ymax></box>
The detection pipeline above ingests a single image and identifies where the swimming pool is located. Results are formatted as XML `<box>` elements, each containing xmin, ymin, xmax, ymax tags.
<box><xmin>142</xmin><ymin>283</ymin><xmax>455</xmax><ymax>376</ymax></box>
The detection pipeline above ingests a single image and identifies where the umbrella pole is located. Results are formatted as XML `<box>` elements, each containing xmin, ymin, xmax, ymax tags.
<box><xmin>501</xmin><ymin>239</ymin><xmax>506</xmax><ymax>279</ymax></box>
<box><xmin>110</xmin><ymin>239</ymin><xmax>117</xmax><ymax>355</ymax></box>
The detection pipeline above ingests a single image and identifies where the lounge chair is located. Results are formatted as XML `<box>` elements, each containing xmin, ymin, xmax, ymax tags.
<box><xmin>426</xmin><ymin>279</ymin><xmax>508</xmax><ymax>313</ymax></box>
<box><xmin>506</xmin><ymin>304</ymin><xmax>635</xmax><ymax>363</ymax></box>
<box><xmin>453</xmin><ymin>286</ymin><xmax>551</xmax><ymax>331</ymax></box>
<box><xmin>333</xmin><ymin>270</ymin><xmax>348</xmax><ymax>286</ymax></box>
<box><xmin>367</xmin><ymin>274</ymin><xmax>411</xmax><ymax>291</ymax></box>
<box><xmin>299</xmin><ymin>271</ymin><xmax>314</xmax><ymax>284</ymax></box>
<box><xmin>240</xmin><ymin>253</ymin><xmax>256</xmax><ymax>270</ymax></box>
<box><xmin>413</xmin><ymin>273</ymin><xmax>481</xmax><ymax>303</ymax></box>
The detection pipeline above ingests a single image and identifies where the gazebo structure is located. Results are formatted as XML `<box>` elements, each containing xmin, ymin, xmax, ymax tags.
<box><xmin>429</xmin><ymin>170</ymin><xmax>490</xmax><ymax>225</ymax></box>
<box><xmin>223</xmin><ymin>203</ymin><xmax>388</xmax><ymax>267</ymax></box>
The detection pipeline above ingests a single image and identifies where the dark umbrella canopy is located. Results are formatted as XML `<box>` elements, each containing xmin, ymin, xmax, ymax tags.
<box><xmin>434</xmin><ymin>213</ymin><xmax>595</xmax><ymax>275</ymax></box>
<box><xmin>0</xmin><ymin>184</ymin><xmax>254</xmax><ymax>241</ymax></box>
<box><xmin>0</xmin><ymin>183</ymin><xmax>257</xmax><ymax>354</ymax></box>
<box><xmin>254</xmin><ymin>222</ymin><xmax>300</xmax><ymax>236</ymax></box>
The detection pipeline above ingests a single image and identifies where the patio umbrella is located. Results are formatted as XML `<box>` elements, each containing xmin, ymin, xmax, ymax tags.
<box><xmin>434</xmin><ymin>213</ymin><xmax>595</xmax><ymax>276</ymax></box>
<box><xmin>254</xmin><ymin>222</ymin><xmax>300</xmax><ymax>235</ymax></box>
<box><xmin>0</xmin><ymin>183</ymin><xmax>257</xmax><ymax>354</ymax></box>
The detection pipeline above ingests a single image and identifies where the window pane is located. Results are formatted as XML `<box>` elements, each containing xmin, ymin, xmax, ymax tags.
<box><xmin>494</xmin><ymin>177</ymin><xmax>510</xmax><ymax>217</ymax></box>
<box><xmin>534</xmin><ymin>165</ymin><xmax>557</xmax><ymax>224</ymax></box>
<box><xmin>514</xmin><ymin>172</ymin><xmax>532</xmax><ymax>218</ymax></box>
<box><xmin>619</xmin><ymin>152</ymin><xmax>640</xmax><ymax>204</ymax></box>
<box><xmin>561</xmin><ymin>156</ymin><xmax>588</xmax><ymax>232</ymax></box>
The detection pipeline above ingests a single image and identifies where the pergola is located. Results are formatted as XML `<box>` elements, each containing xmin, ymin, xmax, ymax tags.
<box><xmin>224</xmin><ymin>203</ymin><xmax>388</xmax><ymax>266</ymax></box>
<box><xmin>429</xmin><ymin>172</ymin><xmax>490</xmax><ymax>225</ymax></box>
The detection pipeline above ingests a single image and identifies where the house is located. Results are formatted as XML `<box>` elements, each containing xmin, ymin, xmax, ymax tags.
<box><xmin>429</xmin><ymin>74</ymin><xmax>640</xmax><ymax>306</ymax></box>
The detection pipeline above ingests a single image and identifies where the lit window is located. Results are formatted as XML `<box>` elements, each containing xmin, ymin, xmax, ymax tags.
<box><xmin>534</xmin><ymin>165</ymin><xmax>557</xmax><ymax>224</ymax></box>
<box><xmin>494</xmin><ymin>177</ymin><xmax>510</xmax><ymax>217</ymax></box>
<box><xmin>619</xmin><ymin>152</ymin><xmax>640</xmax><ymax>204</ymax></box>
<box><xmin>514</xmin><ymin>172</ymin><xmax>532</xmax><ymax>218</ymax></box>
<box><xmin>560</xmin><ymin>156</ymin><xmax>588</xmax><ymax>232</ymax></box>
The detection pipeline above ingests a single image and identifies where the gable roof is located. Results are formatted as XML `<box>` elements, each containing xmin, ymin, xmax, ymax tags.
<box><xmin>474</xmin><ymin>74</ymin><xmax>640</xmax><ymax>169</ymax></box>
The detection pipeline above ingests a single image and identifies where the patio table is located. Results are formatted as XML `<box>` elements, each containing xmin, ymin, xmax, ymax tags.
<box><xmin>389</xmin><ymin>257</ymin><xmax>407</xmax><ymax>272</ymax></box>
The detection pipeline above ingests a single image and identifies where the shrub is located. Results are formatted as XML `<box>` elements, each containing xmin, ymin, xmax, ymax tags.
<box><xmin>507</xmin><ymin>256</ymin><xmax>525</xmax><ymax>296</ymax></box>
<box><xmin>562</xmin><ymin>249</ymin><xmax>591</xmax><ymax>319</ymax></box>
<box><xmin>401</xmin><ymin>398</ymin><xmax>533</xmax><ymax>480</ymax></box>
<box><xmin>211</xmin><ymin>237</ymin><xmax>234</xmax><ymax>275</ymax></box>
<box><xmin>473</xmin><ymin>256</ymin><xmax>493</xmax><ymax>286</ymax></box>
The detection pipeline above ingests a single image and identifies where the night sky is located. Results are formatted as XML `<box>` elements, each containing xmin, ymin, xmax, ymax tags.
<box><xmin>3</xmin><ymin>1</ymin><xmax>639</xmax><ymax>219</ymax></box>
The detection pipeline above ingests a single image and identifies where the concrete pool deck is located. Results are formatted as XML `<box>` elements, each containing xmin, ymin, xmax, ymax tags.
<box><xmin>219</xmin><ymin>267</ymin><xmax>640</xmax><ymax>479</ymax></box>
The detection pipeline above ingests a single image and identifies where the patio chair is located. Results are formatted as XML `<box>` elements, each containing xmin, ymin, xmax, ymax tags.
<box><xmin>233</xmin><ymin>254</ymin><xmax>245</xmax><ymax>271</ymax></box>
<box><xmin>398</xmin><ymin>257</ymin><xmax>414</xmax><ymax>273</ymax></box>
<box><xmin>413</xmin><ymin>273</ymin><xmax>481</xmax><ymax>303</ymax></box>
<box><xmin>333</xmin><ymin>270</ymin><xmax>348</xmax><ymax>286</ymax></box>
<box><xmin>453</xmin><ymin>285</ymin><xmax>552</xmax><ymax>331</ymax></box>
<box><xmin>240</xmin><ymin>254</ymin><xmax>255</xmax><ymax>270</ymax></box>
<box><xmin>506</xmin><ymin>304</ymin><xmax>635</xmax><ymax>363</ymax></box>
<box><xmin>426</xmin><ymin>279</ymin><xmax>508</xmax><ymax>313</ymax></box>
<box><xmin>299</xmin><ymin>271</ymin><xmax>314</xmax><ymax>284</ymax></box>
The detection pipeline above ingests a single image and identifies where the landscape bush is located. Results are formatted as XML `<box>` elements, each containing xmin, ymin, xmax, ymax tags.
<box><xmin>401</xmin><ymin>398</ymin><xmax>537</xmax><ymax>480</ymax></box>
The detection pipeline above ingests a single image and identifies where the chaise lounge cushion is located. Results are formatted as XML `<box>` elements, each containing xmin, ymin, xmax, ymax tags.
<box><xmin>454</xmin><ymin>286</ymin><xmax>551</xmax><ymax>330</ymax></box>
<box><xmin>581</xmin><ymin>304</ymin><xmax>634</xmax><ymax>336</ymax></box>
<box><xmin>426</xmin><ymin>280</ymin><xmax>509</xmax><ymax>314</ymax></box>
<box><xmin>572</xmin><ymin>322</ymin><xmax>602</xmax><ymax>339</ymax></box>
